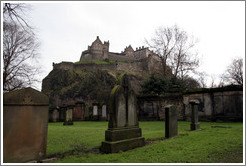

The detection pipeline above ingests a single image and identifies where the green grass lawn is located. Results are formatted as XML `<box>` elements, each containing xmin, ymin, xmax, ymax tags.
<box><xmin>46</xmin><ymin>121</ymin><xmax>243</xmax><ymax>163</ymax></box>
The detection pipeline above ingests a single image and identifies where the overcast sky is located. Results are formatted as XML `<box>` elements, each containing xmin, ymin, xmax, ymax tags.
<box><xmin>21</xmin><ymin>1</ymin><xmax>245</xmax><ymax>90</ymax></box>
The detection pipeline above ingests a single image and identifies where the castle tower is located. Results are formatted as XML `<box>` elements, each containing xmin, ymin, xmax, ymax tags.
<box><xmin>124</xmin><ymin>45</ymin><xmax>134</xmax><ymax>57</ymax></box>
<box><xmin>80</xmin><ymin>36</ymin><xmax>109</xmax><ymax>61</ymax></box>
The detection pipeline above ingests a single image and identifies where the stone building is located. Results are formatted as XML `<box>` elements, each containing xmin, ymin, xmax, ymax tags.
<box><xmin>80</xmin><ymin>36</ymin><xmax>159</xmax><ymax>62</ymax></box>
<box><xmin>51</xmin><ymin>36</ymin><xmax>172</xmax><ymax>76</ymax></box>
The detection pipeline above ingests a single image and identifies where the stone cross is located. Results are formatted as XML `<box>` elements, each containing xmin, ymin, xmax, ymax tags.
<box><xmin>189</xmin><ymin>100</ymin><xmax>200</xmax><ymax>130</ymax></box>
<box><xmin>165</xmin><ymin>105</ymin><xmax>178</xmax><ymax>138</ymax></box>
<box><xmin>101</xmin><ymin>73</ymin><xmax>145</xmax><ymax>153</ymax></box>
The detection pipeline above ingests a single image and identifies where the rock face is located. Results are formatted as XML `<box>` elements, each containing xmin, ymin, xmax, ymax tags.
<box><xmin>42</xmin><ymin>69</ymin><xmax>117</xmax><ymax>107</ymax></box>
<box><xmin>42</xmin><ymin>68</ymin><xmax>148</xmax><ymax>109</ymax></box>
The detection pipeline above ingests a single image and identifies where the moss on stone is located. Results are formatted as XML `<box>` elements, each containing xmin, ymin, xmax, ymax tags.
<box><xmin>116</xmin><ymin>72</ymin><xmax>127</xmax><ymax>85</ymax></box>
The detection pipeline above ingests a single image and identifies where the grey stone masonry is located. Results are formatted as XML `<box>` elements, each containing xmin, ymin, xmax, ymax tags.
<box><xmin>189</xmin><ymin>100</ymin><xmax>200</xmax><ymax>130</ymax></box>
<box><xmin>165</xmin><ymin>105</ymin><xmax>178</xmax><ymax>138</ymax></box>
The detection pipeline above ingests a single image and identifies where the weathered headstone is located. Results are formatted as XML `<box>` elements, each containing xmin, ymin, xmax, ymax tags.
<box><xmin>84</xmin><ymin>105</ymin><xmax>89</xmax><ymax>120</ymax></box>
<box><xmin>101</xmin><ymin>74</ymin><xmax>145</xmax><ymax>153</ymax></box>
<box><xmin>63</xmin><ymin>105</ymin><xmax>74</xmax><ymax>125</ymax></box>
<box><xmin>165</xmin><ymin>105</ymin><xmax>178</xmax><ymax>138</ymax></box>
<box><xmin>189</xmin><ymin>100</ymin><xmax>200</xmax><ymax>130</ymax></box>
<box><xmin>59</xmin><ymin>106</ymin><xmax>66</xmax><ymax>122</ymax></box>
<box><xmin>52</xmin><ymin>108</ymin><xmax>59</xmax><ymax>122</ymax></box>
<box><xmin>3</xmin><ymin>87</ymin><xmax>49</xmax><ymax>163</ymax></box>
<box><xmin>73</xmin><ymin>102</ymin><xmax>83</xmax><ymax>121</ymax></box>
<box><xmin>92</xmin><ymin>104</ymin><xmax>99</xmax><ymax>120</ymax></box>
<box><xmin>93</xmin><ymin>105</ymin><xmax>98</xmax><ymax>116</ymax></box>
<box><xmin>101</xmin><ymin>105</ymin><xmax>107</xmax><ymax>120</ymax></box>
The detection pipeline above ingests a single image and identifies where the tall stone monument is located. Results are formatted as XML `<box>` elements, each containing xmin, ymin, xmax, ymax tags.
<box><xmin>189</xmin><ymin>100</ymin><xmax>200</xmax><ymax>130</ymax></box>
<box><xmin>101</xmin><ymin>74</ymin><xmax>145</xmax><ymax>153</ymax></box>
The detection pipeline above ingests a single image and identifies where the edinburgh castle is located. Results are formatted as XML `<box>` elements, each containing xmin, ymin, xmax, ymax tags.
<box><xmin>53</xmin><ymin>36</ymin><xmax>172</xmax><ymax>75</ymax></box>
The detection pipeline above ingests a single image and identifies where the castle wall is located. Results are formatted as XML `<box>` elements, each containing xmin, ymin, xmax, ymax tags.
<box><xmin>53</xmin><ymin>62</ymin><xmax>117</xmax><ymax>71</ymax></box>
<box><xmin>54</xmin><ymin>55</ymin><xmax>168</xmax><ymax>74</ymax></box>
<box><xmin>80</xmin><ymin>51</ymin><xmax>105</xmax><ymax>61</ymax></box>
<box><xmin>108</xmin><ymin>52</ymin><xmax>135</xmax><ymax>62</ymax></box>
<box><xmin>117</xmin><ymin>59</ymin><xmax>148</xmax><ymax>72</ymax></box>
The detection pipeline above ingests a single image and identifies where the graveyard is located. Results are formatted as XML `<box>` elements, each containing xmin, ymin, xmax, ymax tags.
<box><xmin>2</xmin><ymin>2</ymin><xmax>244</xmax><ymax>164</ymax></box>
<box><xmin>46</xmin><ymin>121</ymin><xmax>243</xmax><ymax>163</ymax></box>
<box><xmin>3</xmin><ymin>74</ymin><xmax>243</xmax><ymax>163</ymax></box>
<box><xmin>2</xmin><ymin>36</ymin><xmax>244</xmax><ymax>163</ymax></box>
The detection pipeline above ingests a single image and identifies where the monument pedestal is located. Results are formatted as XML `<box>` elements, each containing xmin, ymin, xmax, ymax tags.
<box><xmin>101</xmin><ymin>127</ymin><xmax>145</xmax><ymax>153</ymax></box>
<box><xmin>190</xmin><ymin>123</ymin><xmax>200</xmax><ymax>130</ymax></box>
<box><xmin>100</xmin><ymin>74</ymin><xmax>145</xmax><ymax>153</ymax></box>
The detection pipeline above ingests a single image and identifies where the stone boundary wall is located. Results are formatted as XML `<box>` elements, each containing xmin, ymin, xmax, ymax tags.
<box><xmin>137</xmin><ymin>93</ymin><xmax>184</xmax><ymax>121</ymax></box>
<box><xmin>183</xmin><ymin>85</ymin><xmax>243</xmax><ymax>122</ymax></box>
<box><xmin>138</xmin><ymin>85</ymin><xmax>243</xmax><ymax>122</ymax></box>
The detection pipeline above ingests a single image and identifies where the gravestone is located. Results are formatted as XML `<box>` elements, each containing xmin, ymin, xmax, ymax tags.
<box><xmin>84</xmin><ymin>105</ymin><xmax>89</xmax><ymax>120</ymax></box>
<box><xmin>165</xmin><ymin>105</ymin><xmax>178</xmax><ymax>138</ymax></box>
<box><xmin>189</xmin><ymin>100</ymin><xmax>200</xmax><ymax>130</ymax></box>
<box><xmin>73</xmin><ymin>102</ymin><xmax>83</xmax><ymax>121</ymax></box>
<box><xmin>93</xmin><ymin>105</ymin><xmax>98</xmax><ymax>116</ymax></box>
<box><xmin>63</xmin><ymin>105</ymin><xmax>74</xmax><ymax>125</ymax></box>
<box><xmin>92</xmin><ymin>104</ymin><xmax>99</xmax><ymax>120</ymax></box>
<box><xmin>59</xmin><ymin>106</ymin><xmax>66</xmax><ymax>121</ymax></box>
<box><xmin>52</xmin><ymin>108</ymin><xmax>59</xmax><ymax>122</ymax></box>
<box><xmin>101</xmin><ymin>74</ymin><xmax>145</xmax><ymax>153</ymax></box>
<box><xmin>3</xmin><ymin>87</ymin><xmax>49</xmax><ymax>163</ymax></box>
<box><xmin>101</xmin><ymin>105</ymin><xmax>107</xmax><ymax>120</ymax></box>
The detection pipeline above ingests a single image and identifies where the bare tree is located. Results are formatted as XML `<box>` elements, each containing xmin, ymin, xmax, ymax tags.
<box><xmin>210</xmin><ymin>74</ymin><xmax>217</xmax><ymax>88</ymax></box>
<box><xmin>3</xmin><ymin>3</ymin><xmax>40</xmax><ymax>92</ymax></box>
<box><xmin>196</xmin><ymin>71</ymin><xmax>208</xmax><ymax>88</ymax></box>
<box><xmin>146</xmin><ymin>25</ymin><xmax>199</xmax><ymax>79</ymax></box>
<box><xmin>145</xmin><ymin>25</ymin><xmax>177</xmax><ymax>77</ymax></box>
<box><xmin>222</xmin><ymin>58</ymin><xmax>243</xmax><ymax>85</ymax></box>
<box><xmin>3</xmin><ymin>3</ymin><xmax>33</xmax><ymax>33</ymax></box>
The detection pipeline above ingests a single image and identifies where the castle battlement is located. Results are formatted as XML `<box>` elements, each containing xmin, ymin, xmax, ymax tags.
<box><xmin>80</xmin><ymin>36</ymin><xmax>160</xmax><ymax>62</ymax></box>
<box><xmin>53</xmin><ymin>36</ymin><xmax>172</xmax><ymax>76</ymax></box>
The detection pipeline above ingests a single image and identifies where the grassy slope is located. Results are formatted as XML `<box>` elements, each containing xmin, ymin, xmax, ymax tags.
<box><xmin>46</xmin><ymin>121</ymin><xmax>243</xmax><ymax>163</ymax></box>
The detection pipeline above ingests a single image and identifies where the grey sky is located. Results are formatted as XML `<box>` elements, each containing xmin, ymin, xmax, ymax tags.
<box><xmin>16</xmin><ymin>1</ymin><xmax>245</xmax><ymax>90</ymax></box>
